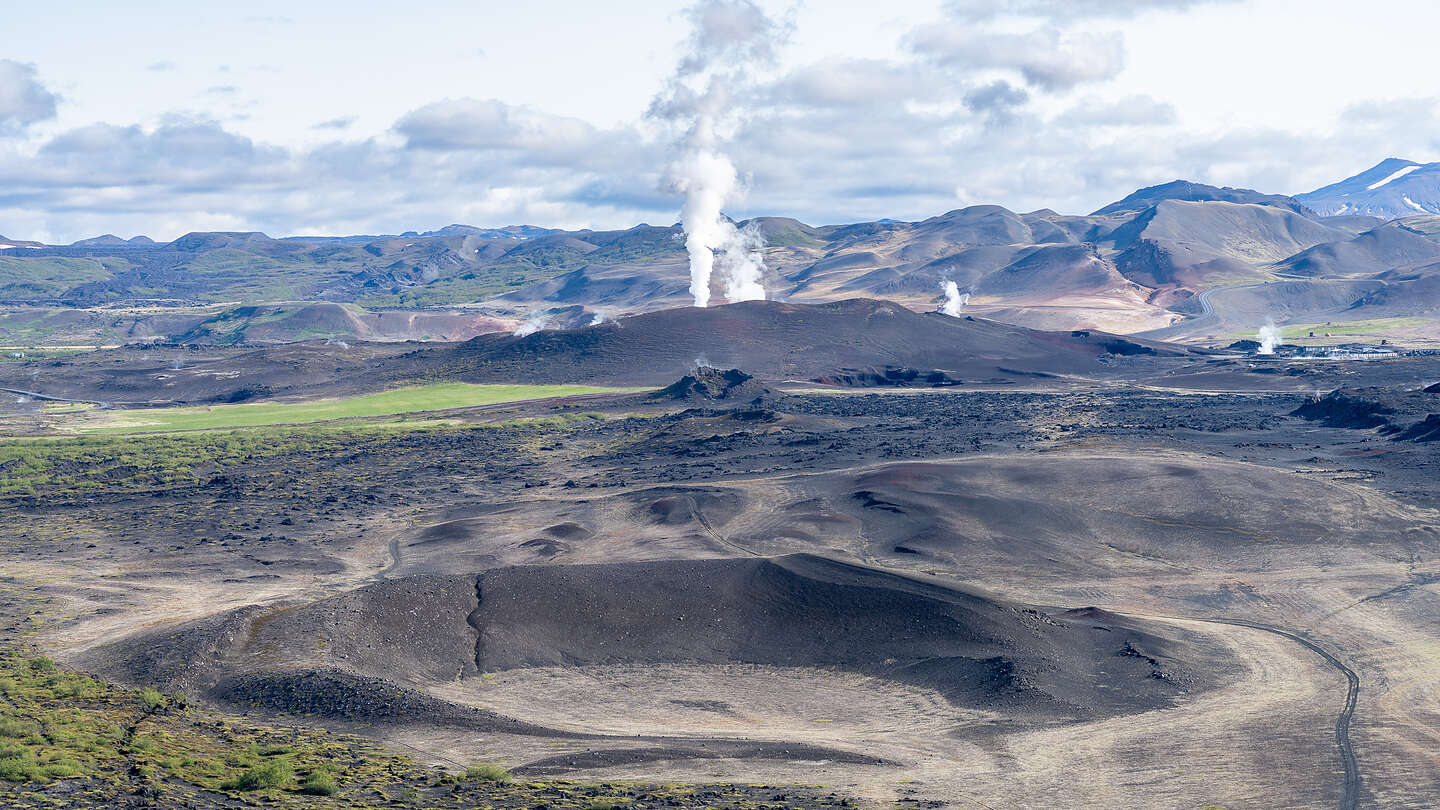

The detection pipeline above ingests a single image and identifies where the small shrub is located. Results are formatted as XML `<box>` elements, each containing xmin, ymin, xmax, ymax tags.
<box><xmin>27</xmin><ymin>658</ymin><xmax>56</xmax><ymax>674</ymax></box>
<box><xmin>50</xmin><ymin>678</ymin><xmax>91</xmax><ymax>699</ymax></box>
<box><xmin>0</xmin><ymin>719</ymin><xmax>35</xmax><ymax>738</ymax></box>
<box><xmin>0</xmin><ymin>755</ymin><xmax>35</xmax><ymax>778</ymax></box>
<box><xmin>298</xmin><ymin>769</ymin><xmax>339</xmax><ymax>796</ymax></box>
<box><xmin>223</xmin><ymin>758</ymin><xmax>292</xmax><ymax>791</ymax></box>
<box><xmin>462</xmin><ymin>762</ymin><xmax>511</xmax><ymax>783</ymax></box>
<box><xmin>40</xmin><ymin>759</ymin><xmax>82</xmax><ymax>779</ymax></box>
<box><xmin>139</xmin><ymin>687</ymin><xmax>165</xmax><ymax>709</ymax></box>
<box><xmin>44</xmin><ymin>725</ymin><xmax>75</xmax><ymax>745</ymax></box>
<box><xmin>191</xmin><ymin>757</ymin><xmax>227</xmax><ymax>778</ymax></box>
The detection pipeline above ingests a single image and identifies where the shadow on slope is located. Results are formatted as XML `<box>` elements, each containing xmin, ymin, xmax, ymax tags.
<box><xmin>81</xmin><ymin>554</ymin><xmax>1235</xmax><ymax>735</ymax></box>
<box><xmin>468</xmin><ymin>554</ymin><xmax>1225</xmax><ymax>720</ymax></box>
<box><xmin>408</xmin><ymin>298</ymin><xmax>1200</xmax><ymax>386</ymax></box>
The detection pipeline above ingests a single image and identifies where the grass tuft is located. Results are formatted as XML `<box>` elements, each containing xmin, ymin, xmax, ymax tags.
<box><xmin>222</xmin><ymin>758</ymin><xmax>292</xmax><ymax>791</ymax></box>
<box><xmin>463</xmin><ymin>762</ymin><xmax>512</xmax><ymax>783</ymax></box>
<box><xmin>298</xmin><ymin>768</ymin><xmax>340</xmax><ymax>796</ymax></box>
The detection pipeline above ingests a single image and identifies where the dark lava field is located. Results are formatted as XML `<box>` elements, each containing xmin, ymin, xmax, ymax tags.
<box><xmin>1</xmin><ymin>300</ymin><xmax>1438</xmax><ymax>809</ymax></box>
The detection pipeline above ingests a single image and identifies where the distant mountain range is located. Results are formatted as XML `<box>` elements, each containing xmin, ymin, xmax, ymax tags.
<box><xmin>277</xmin><ymin>223</ymin><xmax>559</xmax><ymax>246</ymax></box>
<box><xmin>1298</xmin><ymin>158</ymin><xmax>1440</xmax><ymax>219</ymax></box>
<box><xmin>2</xmin><ymin>162</ymin><xmax>1439</xmax><ymax>346</ymax></box>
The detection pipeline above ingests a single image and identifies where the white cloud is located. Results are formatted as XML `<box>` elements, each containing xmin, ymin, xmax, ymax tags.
<box><xmin>0</xmin><ymin>60</ymin><xmax>59</xmax><ymax>133</ymax></box>
<box><xmin>942</xmin><ymin>0</ymin><xmax>1241</xmax><ymax>22</ymax></box>
<box><xmin>674</xmin><ymin>0</ymin><xmax>789</xmax><ymax>77</ymax></box>
<box><xmin>1</xmin><ymin>1</ymin><xmax>1439</xmax><ymax>243</ymax></box>
<box><xmin>30</xmin><ymin>120</ymin><xmax>280</xmax><ymax>185</ymax></box>
<box><xmin>963</xmin><ymin>80</ymin><xmax>1030</xmax><ymax>129</ymax></box>
<box><xmin>1056</xmin><ymin>94</ymin><xmax>1177</xmax><ymax>127</ymax></box>
<box><xmin>771</xmin><ymin>58</ymin><xmax>928</xmax><ymax>108</ymax></box>
<box><xmin>394</xmin><ymin>98</ymin><xmax>638</xmax><ymax>170</ymax></box>
<box><xmin>8</xmin><ymin>77</ymin><xmax>1439</xmax><ymax>243</ymax></box>
<box><xmin>311</xmin><ymin>116</ymin><xmax>355</xmax><ymax>130</ymax></box>
<box><xmin>908</xmin><ymin>25</ymin><xmax>1126</xmax><ymax>90</ymax></box>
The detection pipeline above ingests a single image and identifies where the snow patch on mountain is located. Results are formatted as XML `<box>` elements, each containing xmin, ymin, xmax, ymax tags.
<box><xmin>1369</xmin><ymin>165</ymin><xmax>1422</xmax><ymax>190</ymax></box>
<box><xmin>1298</xmin><ymin>159</ymin><xmax>1440</xmax><ymax>220</ymax></box>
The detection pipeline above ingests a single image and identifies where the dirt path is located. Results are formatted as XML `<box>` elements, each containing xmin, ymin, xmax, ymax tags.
<box><xmin>0</xmin><ymin>386</ymin><xmax>106</xmax><ymax>405</ymax></box>
<box><xmin>1202</xmin><ymin>618</ymin><xmax>1360</xmax><ymax>810</ymax></box>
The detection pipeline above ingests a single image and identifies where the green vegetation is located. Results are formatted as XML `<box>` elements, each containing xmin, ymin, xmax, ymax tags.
<box><xmin>0</xmin><ymin>223</ymin><xmax>688</xmax><ymax>310</ymax></box>
<box><xmin>359</xmin><ymin>232</ymin><xmax>680</xmax><ymax>308</ymax></box>
<box><xmin>82</xmin><ymin>383</ymin><xmax>637</xmax><ymax>434</ymax></box>
<box><xmin>464</xmin><ymin>762</ymin><xmax>512</xmax><ymax>783</ymax></box>
<box><xmin>223</xmin><ymin>758</ymin><xmax>293</xmax><ymax>791</ymax></box>
<box><xmin>758</xmin><ymin>226</ymin><xmax>824</xmax><ymax>248</ymax></box>
<box><xmin>176</xmin><ymin>302</ymin><xmax>379</xmax><ymax>345</ymax></box>
<box><xmin>1278</xmin><ymin>317</ymin><xmax>1430</xmax><ymax>340</ymax></box>
<box><xmin>0</xmin><ymin>243</ymin><xmax>362</xmax><ymax>306</ymax></box>
<box><xmin>0</xmin><ymin>428</ymin><xmax>353</xmax><ymax>497</ymax></box>
<box><xmin>298</xmin><ymin>768</ymin><xmax>340</xmax><ymax>795</ymax></box>
<box><xmin>0</xmin><ymin>644</ymin><xmax>388</xmax><ymax>797</ymax></box>
<box><xmin>1221</xmin><ymin>316</ymin><xmax>1434</xmax><ymax>345</ymax></box>
<box><xmin>0</xmin><ymin>645</ymin><xmax>856</xmax><ymax>807</ymax></box>
<box><xmin>169</xmin><ymin>250</ymin><xmax>355</xmax><ymax>303</ymax></box>
<box><xmin>358</xmin><ymin>265</ymin><xmax>576</xmax><ymax>308</ymax></box>
<box><xmin>0</xmin><ymin>257</ymin><xmax>118</xmax><ymax>300</ymax></box>
<box><xmin>0</xmin><ymin>412</ymin><xmax>613</xmax><ymax>499</ymax></box>
<box><xmin>0</xmin><ymin>309</ymin><xmax>115</xmax><ymax>347</ymax></box>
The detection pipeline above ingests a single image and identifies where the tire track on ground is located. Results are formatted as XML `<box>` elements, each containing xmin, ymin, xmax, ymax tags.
<box><xmin>1200</xmin><ymin>617</ymin><xmax>1360</xmax><ymax>810</ymax></box>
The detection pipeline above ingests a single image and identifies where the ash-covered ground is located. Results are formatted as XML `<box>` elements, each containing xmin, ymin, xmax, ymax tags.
<box><xmin>3</xmin><ymin>307</ymin><xmax>1439</xmax><ymax>808</ymax></box>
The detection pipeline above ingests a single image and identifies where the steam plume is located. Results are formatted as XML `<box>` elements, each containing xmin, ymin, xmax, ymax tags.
<box><xmin>651</xmin><ymin>0</ymin><xmax>784</xmax><ymax>307</ymax></box>
<box><xmin>1257</xmin><ymin>322</ymin><xmax>1281</xmax><ymax>355</ymax></box>
<box><xmin>940</xmin><ymin>281</ymin><xmax>970</xmax><ymax>317</ymax></box>
<box><xmin>514</xmin><ymin>313</ymin><xmax>550</xmax><ymax>337</ymax></box>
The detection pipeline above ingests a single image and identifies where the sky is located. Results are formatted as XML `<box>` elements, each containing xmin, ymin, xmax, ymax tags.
<box><xmin>2</xmin><ymin>0</ymin><xmax>1439</xmax><ymax>243</ymax></box>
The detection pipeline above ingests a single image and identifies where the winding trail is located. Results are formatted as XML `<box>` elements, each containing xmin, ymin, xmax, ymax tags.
<box><xmin>0</xmin><ymin>386</ymin><xmax>106</xmax><ymax>406</ymax></box>
<box><xmin>376</xmin><ymin>535</ymin><xmax>402</xmax><ymax>582</ymax></box>
<box><xmin>1202</xmin><ymin>617</ymin><xmax>1360</xmax><ymax>810</ymax></box>
<box><xmin>1138</xmin><ymin>280</ymin><xmax>1276</xmax><ymax>340</ymax></box>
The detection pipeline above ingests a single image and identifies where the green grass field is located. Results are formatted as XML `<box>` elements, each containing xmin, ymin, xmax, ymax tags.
<box><xmin>82</xmin><ymin>383</ymin><xmax>639</xmax><ymax>434</ymax></box>
<box><xmin>0</xmin><ymin>256</ymin><xmax>118</xmax><ymax>300</ymax></box>
<box><xmin>1221</xmin><ymin>317</ymin><xmax>1435</xmax><ymax>345</ymax></box>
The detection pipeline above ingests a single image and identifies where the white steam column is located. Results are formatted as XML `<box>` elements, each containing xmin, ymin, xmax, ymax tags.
<box><xmin>1257</xmin><ymin>322</ymin><xmax>1281</xmax><ymax>355</ymax></box>
<box><xmin>940</xmin><ymin>281</ymin><xmax>969</xmax><ymax>317</ymax></box>
<box><xmin>652</xmin><ymin>0</ymin><xmax>781</xmax><ymax>307</ymax></box>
